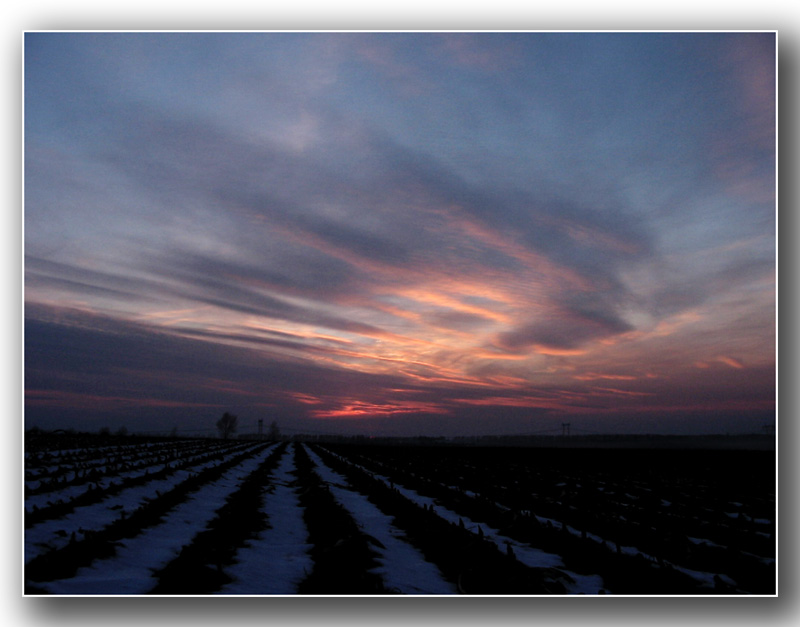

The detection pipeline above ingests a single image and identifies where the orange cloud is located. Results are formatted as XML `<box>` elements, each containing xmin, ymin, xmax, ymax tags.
<box><xmin>244</xmin><ymin>320</ymin><xmax>355</xmax><ymax>345</ymax></box>
<box><xmin>433</xmin><ymin>205</ymin><xmax>592</xmax><ymax>292</ymax></box>
<box><xmin>590</xmin><ymin>387</ymin><xmax>655</xmax><ymax>398</ymax></box>
<box><xmin>452</xmin><ymin>395</ymin><xmax>555</xmax><ymax>408</ymax></box>
<box><xmin>532</xmin><ymin>345</ymin><xmax>588</xmax><ymax>356</ymax></box>
<box><xmin>287</xmin><ymin>392</ymin><xmax>324</xmax><ymax>405</ymax></box>
<box><xmin>572</xmin><ymin>372</ymin><xmax>637</xmax><ymax>381</ymax></box>
<box><xmin>392</xmin><ymin>285</ymin><xmax>512</xmax><ymax>325</ymax></box>
<box><xmin>717</xmin><ymin>356</ymin><xmax>745</xmax><ymax>369</ymax></box>
<box><xmin>310</xmin><ymin>398</ymin><xmax>450</xmax><ymax>419</ymax></box>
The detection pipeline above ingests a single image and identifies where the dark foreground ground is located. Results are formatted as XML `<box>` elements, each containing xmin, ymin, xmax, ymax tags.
<box><xmin>318</xmin><ymin>441</ymin><xmax>776</xmax><ymax>594</ymax></box>
<box><xmin>24</xmin><ymin>433</ymin><xmax>776</xmax><ymax>595</ymax></box>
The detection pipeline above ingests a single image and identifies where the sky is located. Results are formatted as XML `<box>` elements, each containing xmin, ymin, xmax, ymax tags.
<box><xmin>23</xmin><ymin>31</ymin><xmax>776</xmax><ymax>437</ymax></box>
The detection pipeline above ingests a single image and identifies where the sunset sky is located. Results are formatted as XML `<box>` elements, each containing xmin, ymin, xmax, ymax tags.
<box><xmin>24</xmin><ymin>32</ymin><xmax>776</xmax><ymax>437</ymax></box>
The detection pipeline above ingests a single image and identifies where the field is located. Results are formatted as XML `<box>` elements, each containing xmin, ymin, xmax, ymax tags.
<box><xmin>24</xmin><ymin>435</ymin><xmax>776</xmax><ymax>595</ymax></box>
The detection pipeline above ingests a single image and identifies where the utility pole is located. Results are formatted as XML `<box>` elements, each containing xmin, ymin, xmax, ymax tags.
<box><xmin>562</xmin><ymin>422</ymin><xmax>571</xmax><ymax>437</ymax></box>
<box><xmin>258</xmin><ymin>419</ymin><xmax>264</xmax><ymax>440</ymax></box>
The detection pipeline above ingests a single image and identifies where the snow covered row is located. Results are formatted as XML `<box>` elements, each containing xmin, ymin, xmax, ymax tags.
<box><xmin>219</xmin><ymin>444</ymin><xmax>312</xmax><ymax>594</ymax></box>
<box><xmin>26</xmin><ymin>444</ymin><xmax>272</xmax><ymax>563</ymax></box>
<box><xmin>303</xmin><ymin>446</ymin><xmax>457</xmax><ymax>595</ymax></box>
<box><xmin>34</xmin><ymin>444</ymin><xmax>279</xmax><ymax>594</ymax></box>
<box><xmin>315</xmin><ymin>446</ymin><xmax>603</xmax><ymax>595</ymax></box>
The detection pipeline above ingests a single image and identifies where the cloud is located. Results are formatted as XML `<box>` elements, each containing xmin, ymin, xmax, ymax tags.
<box><xmin>25</xmin><ymin>93</ymin><xmax>655</xmax><ymax>358</ymax></box>
<box><xmin>310</xmin><ymin>398</ymin><xmax>451</xmax><ymax>420</ymax></box>
<box><xmin>717</xmin><ymin>356</ymin><xmax>745</xmax><ymax>369</ymax></box>
<box><xmin>26</xmin><ymin>389</ymin><xmax>221</xmax><ymax>411</ymax></box>
<box><xmin>573</xmin><ymin>372</ymin><xmax>637</xmax><ymax>381</ymax></box>
<box><xmin>25</xmin><ymin>304</ymin><xmax>409</xmax><ymax>423</ymax></box>
<box><xmin>80</xmin><ymin>93</ymin><xmax>648</xmax><ymax>289</ymax></box>
<box><xmin>493</xmin><ymin>297</ymin><xmax>634</xmax><ymax>353</ymax></box>
<box><xmin>24</xmin><ymin>299</ymin><xmax>774</xmax><ymax>435</ymax></box>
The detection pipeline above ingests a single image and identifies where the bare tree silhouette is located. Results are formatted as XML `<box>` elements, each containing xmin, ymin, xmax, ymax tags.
<box><xmin>268</xmin><ymin>420</ymin><xmax>281</xmax><ymax>442</ymax></box>
<box><xmin>216</xmin><ymin>412</ymin><xmax>238</xmax><ymax>440</ymax></box>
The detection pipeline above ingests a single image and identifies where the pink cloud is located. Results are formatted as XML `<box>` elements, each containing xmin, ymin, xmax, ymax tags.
<box><xmin>717</xmin><ymin>356</ymin><xmax>745</xmax><ymax>369</ymax></box>
<box><xmin>310</xmin><ymin>398</ymin><xmax>450</xmax><ymax>419</ymax></box>
<box><xmin>437</xmin><ymin>34</ymin><xmax>520</xmax><ymax>72</ymax></box>
<box><xmin>590</xmin><ymin>387</ymin><xmax>655</xmax><ymax>398</ymax></box>
<box><xmin>353</xmin><ymin>38</ymin><xmax>429</xmax><ymax>96</ymax></box>
<box><xmin>573</xmin><ymin>372</ymin><xmax>637</xmax><ymax>381</ymax></box>
<box><xmin>711</xmin><ymin>34</ymin><xmax>775</xmax><ymax>204</ymax></box>
<box><xmin>286</xmin><ymin>392</ymin><xmax>324</xmax><ymax>405</ymax></box>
